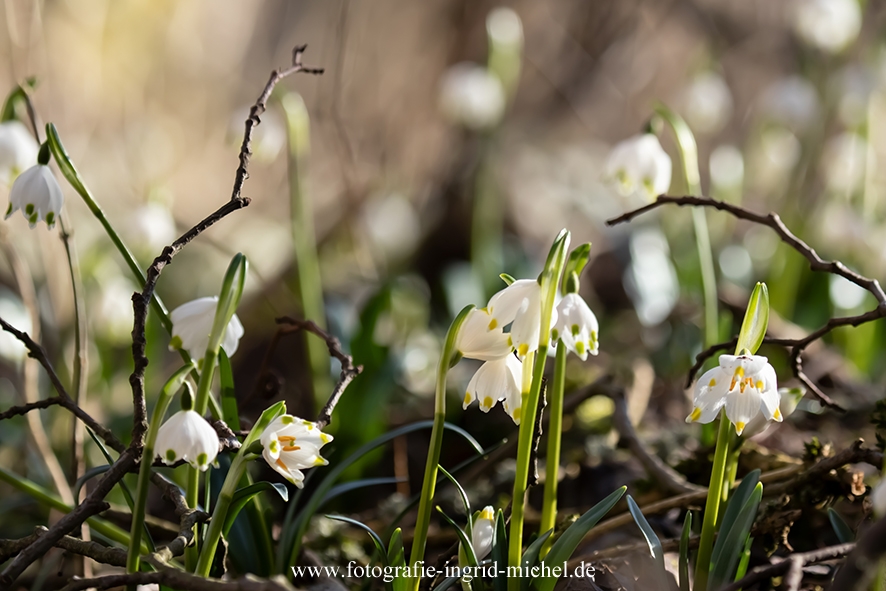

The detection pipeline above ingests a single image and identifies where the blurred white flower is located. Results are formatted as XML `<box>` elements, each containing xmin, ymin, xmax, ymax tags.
<box><xmin>0</xmin><ymin>121</ymin><xmax>38</xmax><ymax>184</ymax></box>
<box><xmin>829</xmin><ymin>274</ymin><xmax>868</xmax><ymax>310</ymax></box>
<box><xmin>760</xmin><ymin>76</ymin><xmax>820</xmax><ymax>130</ymax></box>
<box><xmin>228</xmin><ymin>106</ymin><xmax>285</xmax><ymax>163</ymax></box>
<box><xmin>471</xmin><ymin>506</ymin><xmax>495</xmax><ymax>560</ymax></box>
<box><xmin>136</xmin><ymin>585</ymin><xmax>159</xmax><ymax>591</ymax></box>
<box><xmin>872</xmin><ymin>479</ymin><xmax>886</xmax><ymax>518</ymax></box>
<box><xmin>439</xmin><ymin>63</ymin><xmax>506</xmax><ymax>131</ymax></box>
<box><xmin>95</xmin><ymin>277</ymin><xmax>138</xmax><ymax>344</ymax></box>
<box><xmin>261</xmin><ymin>415</ymin><xmax>333</xmax><ymax>488</ymax></box>
<box><xmin>743</xmin><ymin>386</ymin><xmax>804</xmax><ymax>438</ymax></box>
<box><xmin>710</xmin><ymin>145</ymin><xmax>745</xmax><ymax>190</ymax></box>
<box><xmin>552</xmin><ymin>293</ymin><xmax>599</xmax><ymax>360</ymax></box>
<box><xmin>794</xmin><ymin>0</ymin><xmax>861</xmax><ymax>54</ymax></box>
<box><xmin>169</xmin><ymin>296</ymin><xmax>244</xmax><ymax>359</ymax></box>
<box><xmin>5</xmin><ymin>164</ymin><xmax>64</xmax><ymax>229</ymax></box>
<box><xmin>487</xmin><ymin>8</ymin><xmax>522</xmax><ymax>47</ymax></box>
<box><xmin>822</xmin><ymin>133</ymin><xmax>867</xmax><ymax>196</ymax></box>
<box><xmin>156</xmin><ymin>409</ymin><xmax>219</xmax><ymax>471</ymax></box>
<box><xmin>686</xmin><ymin>354</ymin><xmax>782</xmax><ymax>436</ymax></box>
<box><xmin>127</xmin><ymin>201</ymin><xmax>177</xmax><ymax>259</ymax></box>
<box><xmin>605</xmin><ymin>134</ymin><xmax>672</xmax><ymax>203</ymax></box>
<box><xmin>0</xmin><ymin>287</ymin><xmax>30</xmax><ymax>363</ymax></box>
<box><xmin>625</xmin><ymin>227</ymin><xmax>679</xmax><ymax>326</ymax></box>
<box><xmin>682</xmin><ymin>72</ymin><xmax>733</xmax><ymax>134</ymax></box>
<box><xmin>462</xmin><ymin>355</ymin><xmax>523</xmax><ymax>424</ymax></box>
<box><xmin>834</xmin><ymin>65</ymin><xmax>875</xmax><ymax>126</ymax></box>
<box><xmin>486</xmin><ymin>279</ymin><xmax>554</xmax><ymax>360</ymax></box>
<box><xmin>456</xmin><ymin>308</ymin><xmax>513</xmax><ymax>361</ymax></box>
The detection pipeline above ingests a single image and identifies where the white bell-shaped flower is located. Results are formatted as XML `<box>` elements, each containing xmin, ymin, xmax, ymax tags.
<box><xmin>794</xmin><ymin>0</ymin><xmax>861</xmax><ymax>54</ymax></box>
<box><xmin>456</xmin><ymin>308</ymin><xmax>513</xmax><ymax>361</ymax></box>
<box><xmin>485</xmin><ymin>279</ymin><xmax>555</xmax><ymax>360</ymax></box>
<box><xmin>439</xmin><ymin>63</ymin><xmax>506</xmax><ymax>131</ymax></box>
<box><xmin>552</xmin><ymin>293</ymin><xmax>599</xmax><ymax>360</ymax></box>
<box><xmin>169</xmin><ymin>296</ymin><xmax>244</xmax><ymax>360</ymax></box>
<box><xmin>605</xmin><ymin>134</ymin><xmax>672</xmax><ymax>202</ymax></box>
<box><xmin>742</xmin><ymin>386</ymin><xmax>804</xmax><ymax>438</ymax></box>
<box><xmin>470</xmin><ymin>506</ymin><xmax>495</xmax><ymax>560</ymax></box>
<box><xmin>5</xmin><ymin>164</ymin><xmax>64</xmax><ymax>229</ymax></box>
<box><xmin>0</xmin><ymin>121</ymin><xmax>38</xmax><ymax>183</ymax></box>
<box><xmin>686</xmin><ymin>354</ymin><xmax>781</xmax><ymax>435</ymax></box>
<box><xmin>463</xmin><ymin>355</ymin><xmax>523</xmax><ymax>424</ymax></box>
<box><xmin>155</xmin><ymin>409</ymin><xmax>219</xmax><ymax>471</ymax></box>
<box><xmin>260</xmin><ymin>415</ymin><xmax>333</xmax><ymax>488</ymax></box>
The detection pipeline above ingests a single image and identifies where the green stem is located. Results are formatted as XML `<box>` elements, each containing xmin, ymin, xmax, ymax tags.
<box><xmin>127</xmin><ymin>365</ymin><xmax>192</xmax><ymax>578</ymax></box>
<box><xmin>539</xmin><ymin>344</ymin><xmax>566</xmax><ymax>557</ymax></box>
<box><xmin>0</xmin><ymin>466</ymin><xmax>140</xmax><ymax>550</ymax></box>
<box><xmin>694</xmin><ymin>411</ymin><xmax>732</xmax><ymax>591</ymax></box>
<box><xmin>408</xmin><ymin>306</ymin><xmax>473</xmax><ymax>591</ymax></box>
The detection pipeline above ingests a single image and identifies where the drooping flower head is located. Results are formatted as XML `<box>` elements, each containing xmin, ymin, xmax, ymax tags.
<box><xmin>5</xmin><ymin>164</ymin><xmax>64</xmax><ymax>229</ymax></box>
<box><xmin>485</xmin><ymin>278</ymin><xmax>555</xmax><ymax>360</ymax></box>
<box><xmin>463</xmin><ymin>354</ymin><xmax>523</xmax><ymax>424</ymax></box>
<box><xmin>260</xmin><ymin>415</ymin><xmax>333</xmax><ymax>488</ymax></box>
<box><xmin>155</xmin><ymin>409</ymin><xmax>219</xmax><ymax>471</ymax></box>
<box><xmin>0</xmin><ymin>120</ymin><xmax>38</xmax><ymax>183</ymax></box>
<box><xmin>470</xmin><ymin>506</ymin><xmax>495</xmax><ymax>560</ymax></box>
<box><xmin>552</xmin><ymin>293</ymin><xmax>599</xmax><ymax>360</ymax></box>
<box><xmin>605</xmin><ymin>134</ymin><xmax>672</xmax><ymax>202</ymax></box>
<box><xmin>686</xmin><ymin>354</ymin><xmax>781</xmax><ymax>435</ymax></box>
<box><xmin>455</xmin><ymin>307</ymin><xmax>513</xmax><ymax>361</ymax></box>
<box><xmin>169</xmin><ymin>296</ymin><xmax>244</xmax><ymax>360</ymax></box>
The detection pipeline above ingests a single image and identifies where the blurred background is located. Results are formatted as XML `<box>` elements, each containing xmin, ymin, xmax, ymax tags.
<box><xmin>1</xmin><ymin>0</ymin><xmax>886</xmax><ymax>584</ymax></box>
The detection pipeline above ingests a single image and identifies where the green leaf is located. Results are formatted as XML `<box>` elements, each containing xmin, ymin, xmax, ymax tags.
<box><xmin>218</xmin><ymin>348</ymin><xmax>240</xmax><ymax>432</ymax></box>
<box><xmin>734</xmin><ymin>535</ymin><xmax>752</xmax><ymax>582</ymax></box>
<box><xmin>735</xmin><ymin>283</ymin><xmax>769</xmax><ymax>355</ymax></box>
<box><xmin>439</xmin><ymin>465</ymin><xmax>471</xmax><ymax>524</ymax></box>
<box><xmin>653</xmin><ymin>104</ymin><xmax>699</xmax><ymax>194</ymax></box>
<box><xmin>492</xmin><ymin>510</ymin><xmax>508</xmax><ymax>591</ymax></box>
<box><xmin>828</xmin><ymin>508</ymin><xmax>855</xmax><ymax>543</ymax></box>
<box><xmin>326</xmin><ymin>514</ymin><xmax>389</xmax><ymax>565</ymax></box>
<box><xmin>562</xmin><ymin>243</ymin><xmax>592</xmax><ymax>294</ymax></box>
<box><xmin>437</xmin><ymin>506</ymin><xmax>478</xmax><ymax>567</ymax></box>
<box><xmin>711</xmin><ymin>469</ymin><xmax>760</xmax><ymax>568</ymax></box>
<box><xmin>223</xmin><ymin>482</ymin><xmax>288</xmax><ymax>536</ymax></box>
<box><xmin>679</xmin><ymin>512</ymin><xmax>691</xmax><ymax>591</ymax></box>
<box><xmin>521</xmin><ymin>530</ymin><xmax>554</xmax><ymax>591</ymax></box>
<box><xmin>535</xmin><ymin>486</ymin><xmax>626</xmax><ymax>591</ymax></box>
<box><xmin>708</xmin><ymin>483</ymin><xmax>762</xmax><ymax>588</ymax></box>
<box><xmin>500</xmin><ymin>273</ymin><xmax>516</xmax><ymax>286</ymax></box>
<box><xmin>626</xmin><ymin>495</ymin><xmax>665</xmax><ymax>570</ymax></box>
<box><xmin>388</xmin><ymin>528</ymin><xmax>405</xmax><ymax>566</ymax></box>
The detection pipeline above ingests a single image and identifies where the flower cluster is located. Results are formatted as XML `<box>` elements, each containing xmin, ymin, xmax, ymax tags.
<box><xmin>458</xmin><ymin>278</ymin><xmax>599</xmax><ymax>425</ymax></box>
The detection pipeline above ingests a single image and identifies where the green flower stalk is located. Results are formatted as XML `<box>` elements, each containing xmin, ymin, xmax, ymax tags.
<box><xmin>126</xmin><ymin>365</ymin><xmax>194</xmax><ymax>579</ymax></box>
<box><xmin>408</xmin><ymin>305</ymin><xmax>474</xmax><ymax>591</ymax></box>
<box><xmin>507</xmin><ymin>230</ymin><xmax>569</xmax><ymax>591</ymax></box>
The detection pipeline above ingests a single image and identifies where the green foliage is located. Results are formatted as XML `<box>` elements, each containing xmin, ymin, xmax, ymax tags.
<box><xmin>735</xmin><ymin>283</ymin><xmax>770</xmax><ymax>355</ymax></box>
<box><xmin>223</xmin><ymin>482</ymin><xmax>288</xmax><ymax>536</ymax></box>
<box><xmin>827</xmin><ymin>508</ymin><xmax>855</xmax><ymax>543</ymax></box>
<box><xmin>708</xmin><ymin>476</ymin><xmax>763</xmax><ymax>589</ymax></box>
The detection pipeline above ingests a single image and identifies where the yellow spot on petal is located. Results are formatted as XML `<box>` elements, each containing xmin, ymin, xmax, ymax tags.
<box><xmin>480</xmin><ymin>507</ymin><xmax>494</xmax><ymax>520</ymax></box>
<box><xmin>735</xmin><ymin>366</ymin><xmax>745</xmax><ymax>377</ymax></box>
<box><xmin>774</xmin><ymin>408</ymin><xmax>782</xmax><ymax>420</ymax></box>
<box><xmin>689</xmin><ymin>408</ymin><xmax>702</xmax><ymax>422</ymax></box>
<box><xmin>321</xmin><ymin>434</ymin><xmax>331</xmax><ymax>443</ymax></box>
<box><xmin>511</xmin><ymin>407</ymin><xmax>521</xmax><ymax>424</ymax></box>
<box><xmin>314</xmin><ymin>457</ymin><xmax>326</xmax><ymax>466</ymax></box>
<box><xmin>488</xmin><ymin>318</ymin><xmax>498</xmax><ymax>330</ymax></box>
<box><xmin>708</xmin><ymin>378</ymin><xmax>717</xmax><ymax>388</ymax></box>
<box><xmin>734</xmin><ymin>421</ymin><xmax>746</xmax><ymax>435</ymax></box>
<box><xmin>483</xmin><ymin>396</ymin><xmax>493</xmax><ymax>409</ymax></box>
<box><xmin>517</xmin><ymin>343</ymin><xmax>529</xmax><ymax>358</ymax></box>
<box><xmin>464</xmin><ymin>392</ymin><xmax>472</xmax><ymax>406</ymax></box>
<box><xmin>756</xmin><ymin>380</ymin><xmax>764</xmax><ymax>390</ymax></box>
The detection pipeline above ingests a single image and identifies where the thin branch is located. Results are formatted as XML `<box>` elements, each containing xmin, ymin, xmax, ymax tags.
<box><xmin>59</xmin><ymin>569</ymin><xmax>299</xmax><ymax>591</ymax></box>
<box><xmin>607</xmin><ymin>195</ymin><xmax>886</xmax><ymax>410</ymax></box>
<box><xmin>274</xmin><ymin>316</ymin><xmax>363</xmax><ymax>429</ymax></box>
<box><xmin>0</xmin><ymin>527</ymin><xmax>126</xmax><ymax>567</ymax></box>
<box><xmin>716</xmin><ymin>542</ymin><xmax>854</xmax><ymax>591</ymax></box>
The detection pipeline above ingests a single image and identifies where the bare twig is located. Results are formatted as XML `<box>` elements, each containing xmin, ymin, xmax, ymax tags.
<box><xmin>274</xmin><ymin>316</ymin><xmax>363</xmax><ymax>429</ymax></box>
<box><xmin>59</xmin><ymin>569</ymin><xmax>298</xmax><ymax>591</ymax></box>
<box><xmin>607</xmin><ymin>195</ymin><xmax>886</xmax><ymax>410</ymax></box>
<box><xmin>0</xmin><ymin>527</ymin><xmax>126</xmax><ymax>567</ymax></box>
<box><xmin>716</xmin><ymin>542</ymin><xmax>854</xmax><ymax>591</ymax></box>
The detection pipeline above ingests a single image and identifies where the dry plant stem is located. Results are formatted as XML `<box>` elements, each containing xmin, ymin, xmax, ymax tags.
<box><xmin>266</xmin><ymin>316</ymin><xmax>363</xmax><ymax>429</ymax></box>
<box><xmin>714</xmin><ymin>542</ymin><xmax>855</xmax><ymax>591</ymax></box>
<box><xmin>608</xmin><ymin>194</ymin><xmax>886</xmax><ymax>410</ymax></box>
<box><xmin>59</xmin><ymin>570</ymin><xmax>299</xmax><ymax>591</ymax></box>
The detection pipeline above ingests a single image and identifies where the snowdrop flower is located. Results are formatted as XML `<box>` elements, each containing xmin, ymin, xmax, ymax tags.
<box><xmin>5</xmin><ymin>164</ymin><xmax>64</xmax><ymax>229</ymax></box>
<box><xmin>0</xmin><ymin>121</ymin><xmax>38</xmax><ymax>183</ymax></box>
<box><xmin>605</xmin><ymin>134</ymin><xmax>672</xmax><ymax>203</ymax></box>
<box><xmin>169</xmin><ymin>296</ymin><xmax>244</xmax><ymax>359</ymax></box>
<box><xmin>440</xmin><ymin>63</ymin><xmax>506</xmax><ymax>131</ymax></box>
<box><xmin>794</xmin><ymin>0</ymin><xmax>861</xmax><ymax>54</ymax></box>
<box><xmin>260</xmin><ymin>415</ymin><xmax>333</xmax><ymax>488</ymax></box>
<box><xmin>552</xmin><ymin>293</ymin><xmax>599</xmax><ymax>360</ymax></box>
<box><xmin>686</xmin><ymin>354</ymin><xmax>781</xmax><ymax>435</ymax></box>
<box><xmin>463</xmin><ymin>355</ymin><xmax>523</xmax><ymax>424</ymax></box>
<box><xmin>471</xmin><ymin>506</ymin><xmax>495</xmax><ymax>560</ymax></box>
<box><xmin>486</xmin><ymin>279</ymin><xmax>554</xmax><ymax>360</ymax></box>
<box><xmin>155</xmin><ymin>409</ymin><xmax>219</xmax><ymax>471</ymax></box>
<box><xmin>456</xmin><ymin>307</ymin><xmax>513</xmax><ymax>360</ymax></box>
<box><xmin>136</xmin><ymin>585</ymin><xmax>159</xmax><ymax>591</ymax></box>
<box><xmin>742</xmin><ymin>386</ymin><xmax>804</xmax><ymax>438</ymax></box>
<box><xmin>682</xmin><ymin>72</ymin><xmax>733</xmax><ymax>134</ymax></box>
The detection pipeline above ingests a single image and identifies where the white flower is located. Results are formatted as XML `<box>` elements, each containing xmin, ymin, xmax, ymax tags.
<box><xmin>872</xmin><ymin>479</ymin><xmax>886</xmax><ymax>518</ymax></box>
<box><xmin>127</xmin><ymin>201</ymin><xmax>177</xmax><ymax>259</ymax></box>
<box><xmin>260</xmin><ymin>415</ymin><xmax>333</xmax><ymax>488</ymax></box>
<box><xmin>742</xmin><ymin>386</ymin><xmax>804</xmax><ymax>438</ymax></box>
<box><xmin>486</xmin><ymin>279</ymin><xmax>555</xmax><ymax>360</ymax></box>
<box><xmin>456</xmin><ymin>308</ymin><xmax>513</xmax><ymax>361</ymax></box>
<box><xmin>686</xmin><ymin>354</ymin><xmax>781</xmax><ymax>435</ymax></box>
<box><xmin>682</xmin><ymin>72</ymin><xmax>733</xmax><ymax>134</ymax></box>
<box><xmin>552</xmin><ymin>293</ymin><xmax>599</xmax><ymax>360</ymax></box>
<box><xmin>0</xmin><ymin>121</ymin><xmax>38</xmax><ymax>183</ymax></box>
<box><xmin>471</xmin><ymin>506</ymin><xmax>495</xmax><ymax>560</ymax></box>
<box><xmin>136</xmin><ymin>585</ymin><xmax>159</xmax><ymax>591</ymax></box>
<box><xmin>439</xmin><ymin>63</ymin><xmax>506</xmax><ymax>131</ymax></box>
<box><xmin>5</xmin><ymin>164</ymin><xmax>64</xmax><ymax>229</ymax></box>
<box><xmin>155</xmin><ymin>409</ymin><xmax>219</xmax><ymax>471</ymax></box>
<box><xmin>463</xmin><ymin>355</ymin><xmax>523</xmax><ymax>424</ymax></box>
<box><xmin>169</xmin><ymin>296</ymin><xmax>244</xmax><ymax>359</ymax></box>
<box><xmin>794</xmin><ymin>0</ymin><xmax>861</xmax><ymax>54</ymax></box>
<box><xmin>605</xmin><ymin>134</ymin><xmax>672</xmax><ymax>203</ymax></box>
